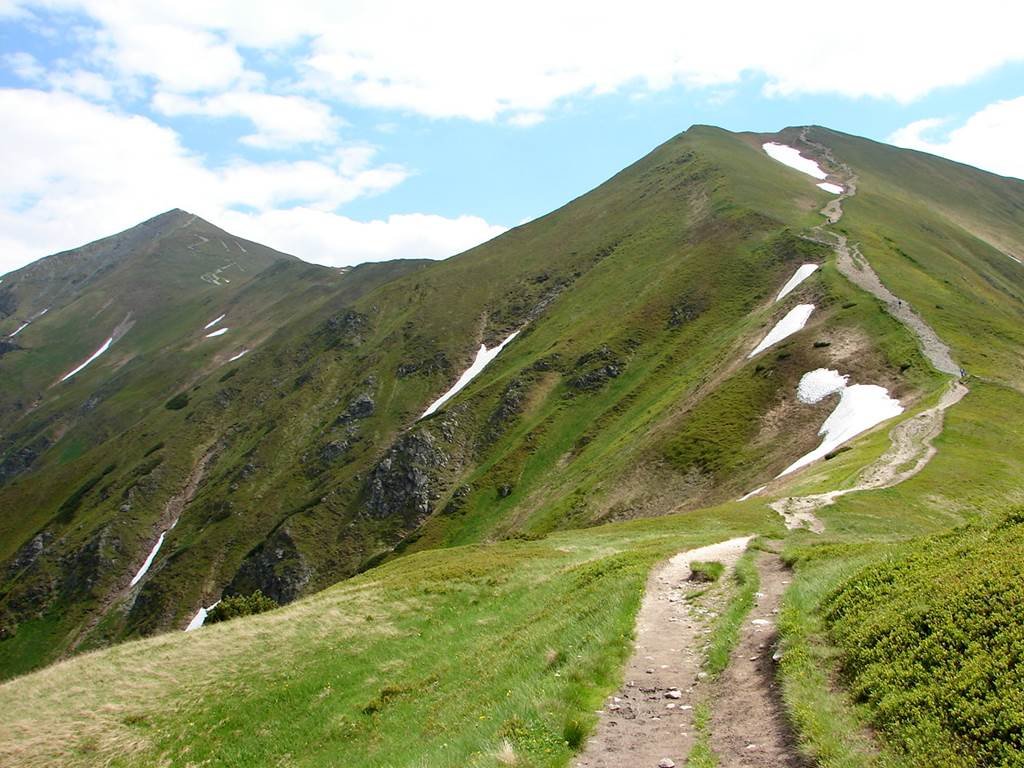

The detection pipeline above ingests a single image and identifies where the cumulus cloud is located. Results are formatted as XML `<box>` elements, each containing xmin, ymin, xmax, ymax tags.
<box><xmin>218</xmin><ymin>208</ymin><xmax>508</xmax><ymax>267</ymax></box>
<box><xmin>889</xmin><ymin>97</ymin><xmax>1024</xmax><ymax>180</ymax></box>
<box><xmin>0</xmin><ymin>89</ymin><xmax>499</xmax><ymax>275</ymax></box>
<box><xmin>152</xmin><ymin>90</ymin><xmax>341</xmax><ymax>148</ymax></box>
<box><xmin>11</xmin><ymin>1</ymin><xmax>1024</xmax><ymax>120</ymax></box>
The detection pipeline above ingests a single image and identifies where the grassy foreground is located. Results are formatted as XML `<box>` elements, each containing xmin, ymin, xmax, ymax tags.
<box><xmin>0</xmin><ymin>504</ymin><xmax>780</xmax><ymax>768</ymax></box>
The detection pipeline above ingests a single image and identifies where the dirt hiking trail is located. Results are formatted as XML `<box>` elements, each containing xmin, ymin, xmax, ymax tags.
<box><xmin>575</xmin><ymin>536</ymin><xmax>752</xmax><ymax>768</ymax></box>
<box><xmin>711</xmin><ymin>550</ymin><xmax>806</xmax><ymax>767</ymax></box>
<box><xmin>767</xmin><ymin>129</ymin><xmax>968</xmax><ymax>533</ymax></box>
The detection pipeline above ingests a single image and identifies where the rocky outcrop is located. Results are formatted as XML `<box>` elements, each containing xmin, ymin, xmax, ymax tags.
<box><xmin>3</xmin><ymin>532</ymin><xmax>52</xmax><ymax>581</ymax></box>
<box><xmin>568</xmin><ymin>345</ymin><xmax>623</xmax><ymax>391</ymax></box>
<box><xmin>0</xmin><ymin>435</ymin><xmax>52</xmax><ymax>486</ymax></box>
<box><xmin>336</xmin><ymin>393</ymin><xmax>375</xmax><ymax>424</ymax></box>
<box><xmin>59</xmin><ymin>526</ymin><xmax>123</xmax><ymax>601</ymax></box>
<box><xmin>226</xmin><ymin>527</ymin><xmax>311</xmax><ymax>604</ymax></box>
<box><xmin>667</xmin><ymin>293</ymin><xmax>707</xmax><ymax>328</ymax></box>
<box><xmin>318</xmin><ymin>309</ymin><xmax>369</xmax><ymax>348</ymax></box>
<box><xmin>366</xmin><ymin>431</ymin><xmax>448</xmax><ymax>523</ymax></box>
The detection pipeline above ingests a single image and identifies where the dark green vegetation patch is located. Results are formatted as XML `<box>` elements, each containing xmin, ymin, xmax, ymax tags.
<box><xmin>824</xmin><ymin>511</ymin><xmax>1024</xmax><ymax>768</ymax></box>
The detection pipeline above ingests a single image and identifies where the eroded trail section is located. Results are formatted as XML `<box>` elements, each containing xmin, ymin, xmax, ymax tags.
<box><xmin>798</xmin><ymin>127</ymin><xmax>958</xmax><ymax>377</ymax></box>
<box><xmin>710</xmin><ymin>551</ymin><xmax>805</xmax><ymax>767</ymax></box>
<box><xmin>767</xmin><ymin>130</ymin><xmax>967</xmax><ymax>533</ymax></box>
<box><xmin>770</xmin><ymin>379</ymin><xmax>968</xmax><ymax>526</ymax></box>
<box><xmin>829</xmin><ymin>233</ymin><xmax>959</xmax><ymax>376</ymax></box>
<box><xmin>576</xmin><ymin>536</ymin><xmax>752</xmax><ymax>768</ymax></box>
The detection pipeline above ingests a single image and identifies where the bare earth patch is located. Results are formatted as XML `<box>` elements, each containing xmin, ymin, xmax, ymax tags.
<box><xmin>710</xmin><ymin>551</ymin><xmax>806</xmax><ymax>767</ymax></box>
<box><xmin>576</xmin><ymin>536</ymin><xmax>752</xmax><ymax>768</ymax></box>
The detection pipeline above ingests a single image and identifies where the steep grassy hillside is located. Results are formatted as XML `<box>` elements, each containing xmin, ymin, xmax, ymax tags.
<box><xmin>2</xmin><ymin>120</ymin><xmax>1022</xmax><ymax>736</ymax></box>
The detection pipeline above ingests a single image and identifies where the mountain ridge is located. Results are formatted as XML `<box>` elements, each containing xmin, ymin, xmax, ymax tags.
<box><xmin>0</xmin><ymin>124</ymin><xmax>1023</xmax><ymax>768</ymax></box>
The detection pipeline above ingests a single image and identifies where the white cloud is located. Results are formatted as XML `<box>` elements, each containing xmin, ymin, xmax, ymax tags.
<box><xmin>889</xmin><ymin>97</ymin><xmax>1024</xmax><ymax>180</ymax></box>
<box><xmin>0</xmin><ymin>88</ymin><xmax>492</xmax><ymax>275</ymax></box>
<box><xmin>219</xmin><ymin>208</ymin><xmax>507</xmax><ymax>267</ymax></box>
<box><xmin>508</xmin><ymin>112</ymin><xmax>546</xmax><ymax>128</ymax></box>
<box><xmin>91</xmin><ymin>20</ymin><xmax>245</xmax><ymax>92</ymax></box>
<box><xmin>12</xmin><ymin>1</ymin><xmax>1024</xmax><ymax>121</ymax></box>
<box><xmin>153</xmin><ymin>90</ymin><xmax>340</xmax><ymax>148</ymax></box>
<box><xmin>4</xmin><ymin>51</ymin><xmax>45</xmax><ymax>80</ymax></box>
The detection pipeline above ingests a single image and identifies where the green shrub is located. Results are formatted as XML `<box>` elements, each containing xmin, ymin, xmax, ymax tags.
<box><xmin>206</xmin><ymin>590</ymin><xmax>278</xmax><ymax>625</ymax></box>
<box><xmin>823</xmin><ymin>511</ymin><xmax>1024</xmax><ymax>767</ymax></box>
<box><xmin>164</xmin><ymin>392</ymin><xmax>190</xmax><ymax>410</ymax></box>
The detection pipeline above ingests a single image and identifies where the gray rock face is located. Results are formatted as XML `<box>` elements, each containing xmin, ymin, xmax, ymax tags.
<box><xmin>488</xmin><ymin>378</ymin><xmax>525</xmax><ymax>434</ymax></box>
<box><xmin>320</xmin><ymin>309</ymin><xmax>368</xmax><ymax>348</ymax></box>
<box><xmin>3</xmin><ymin>531</ymin><xmax>52</xmax><ymax>580</ymax></box>
<box><xmin>227</xmin><ymin>528</ymin><xmax>311</xmax><ymax>605</ymax></box>
<box><xmin>568</xmin><ymin>345</ymin><xmax>624</xmax><ymax>391</ymax></box>
<box><xmin>336</xmin><ymin>393</ymin><xmax>375</xmax><ymax>423</ymax></box>
<box><xmin>0</xmin><ymin>435</ymin><xmax>52</xmax><ymax>486</ymax></box>
<box><xmin>59</xmin><ymin>526</ymin><xmax>122</xmax><ymax>601</ymax></box>
<box><xmin>366</xmin><ymin>431</ymin><xmax>448</xmax><ymax>523</ymax></box>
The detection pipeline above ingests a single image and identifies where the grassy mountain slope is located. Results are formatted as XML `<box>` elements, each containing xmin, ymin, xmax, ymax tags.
<box><xmin>0</xmin><ymin>503</ymin><xmax>779</xmax><ymax>768</ymax></box>
<box><xmin>2</xmin><ymin>122</ymin><xmax>1024</xmax><ymax>767</ymax></box>
<box><xmin>0</xmin><ymin>126</ymin><xmax>957</xmax><ymax>680</ymax></box>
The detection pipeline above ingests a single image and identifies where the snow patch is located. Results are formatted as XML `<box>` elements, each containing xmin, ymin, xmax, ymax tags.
<box><xmin>205</xmin><ymin>327</ymin><xmax>229</xmax><ymax>338</ymax></box>
<box><xmin>797</xmin><ymin>368</ymin><xmax>849</xmax><ymax>404</ymax></box>
<box><xmin>762</xmin><ymin>142</ymin><xmax>828</xmax><ymax>180</ymax></box>
<box><xmin>60</xmin><ymin>336</ymin><xmax>114</xmax><ymax>381</ymax></box>
<box><xmin>8</xmin><ymin>322</ymin><xmax>28</xmax><ymax>338</ymax></box>
<box><xmin>749</xmin><ymin>304</ymin><xmax>814</xmax><ymax>357</ymax></box>
<box><xmin>421</xmin><ymin>331</ymin><xmax>520</xmax><ymax>419</ymax></box>
<box><xmin>204</xmin><ymin>313</ymin><xmax>226</xmax><ymax>330</ymax></box>
<box><xmin>780</xmin><ymin>383</ymin><xmax>904</xmax><ymax>476</ymax></box>
<box><xmin>817</xmin><ymin>182</ymin><xmax>844</xmax><ymax>194</ymax></box>
<box><xmin>129</xmin><ymin>519</ymin><xmax>177</xmax><ymax>587</ymax></box>
<box><xmin>228</xmin><ymin>349</ymin><xmax>248</xmax><ymax>362</ymax></box>
<box><xmin>185</xmin><ymin>600</ymin><xmax>221</xmax><ymax>632</ymax></box>
<box><xmin>776</xmin><ymin>264</ymin><xmax>818</xmax><ymax>302</ymax></box>
<box><xmin>738</xmin><ymin>485</ymin><xmax>767</xmax><ymax>502</ymax></box>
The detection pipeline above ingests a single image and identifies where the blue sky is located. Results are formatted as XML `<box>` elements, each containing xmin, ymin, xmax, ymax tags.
<box><xmin>1</xmin><ymin>1</ymin><xmax>1022</xmax><ymax>275</ymax></box>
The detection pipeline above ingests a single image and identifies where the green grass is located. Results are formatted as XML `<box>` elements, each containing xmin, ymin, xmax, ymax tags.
<box><xmin>704</xmin><ymin>550</ymin><xmax>759</xmax><ymax>678</ymax></box>
<box><xmin>687</xmin><ymin>703</ymin><xmax>718</xmax><ymax>768</ymax></box>
<box><xmin>0</xmin><ymin>504</ymin><xmax>778</xmax><ymax>767</ymax></box>
<box><xmin>776</xmin><ymin>544</ymin><xmax>899</xmax><ymax>768</ymax></box>
<box><xmin>688</xmin><ymin>560</ymin><xmax>725</xmax><ymax>583</ymax></box>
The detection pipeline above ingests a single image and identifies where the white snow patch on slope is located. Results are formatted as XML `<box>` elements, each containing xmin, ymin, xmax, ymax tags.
<box><xmin>9</xmin><ymin>322</ymin><xmax>28</xmax><ymax>338</ymax></box>
<box><xmin>738</xmin><ymin>485</ymin><xmax>767</xmax><ymax>501</ymax></box>
<box><xmin>60</xmin><ymin>336</ymin><xmax>114</xmax><ymax>382</ymax></box>
<box><xmin>797</xmin><ymin>368</ymin><xmax>849</xmax><ymax>404</ymax></box>
<box><xmin>780</xmin><ymin>383</ymin><xmax>903</xmax><ymax>476</ymax></box>
<box><xmin>776</xmin><ymin>264</ymin><xmax>819</xmax><ymax>302</ymax></box>
<box><xmin>749</xmin><ymin>304</ymin><xmax>814</xmax><ymax>358</ymax></box>
<box><xmin>185</xmin><ymin>600</ymin><xmax>221</xmax><ymax>632</ymax></box>
<box><xmin>204</xmin><ymin>313</ymin><xmax>226</xmax><ymax>330</ymax></box>
<box><xmin>762</xmin><ymin>142</ymin><xmax>828</xmax><ymax>180</ymax></box>
<box><xmin>228</xmin><ymin>349</ymin><xmax>248</xmax><ymax>362</ymax></box>
<box><xmin>205</xmin><ymin>327</ymin><xmax>229</xmax><ymax>338</ymax></box>
<box><xmin>817</xmin><ymin>182</ymin><xmax>844</xmax><ymax>194</ymax></box>
<box><xmin>421</xmin><ymin>331</ymin><xmax>520</xmax><ymax>419</ymax></box>
<box><xmin>129</xmin><ymin>520</ymin><xmax>177</xmax><ymax>587</ymax></box>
